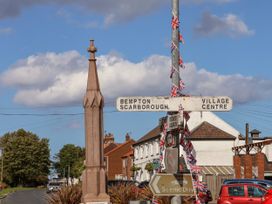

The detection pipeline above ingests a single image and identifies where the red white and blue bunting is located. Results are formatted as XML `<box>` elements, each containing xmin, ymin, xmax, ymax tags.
<box><xmin>157</xmin><ymin>6</ymin><xmax>205</xmax><ymax>204</ymax></box>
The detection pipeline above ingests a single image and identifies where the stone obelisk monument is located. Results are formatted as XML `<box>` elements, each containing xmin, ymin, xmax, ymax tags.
<box><xmin>82</xmin><ymin>40</ymin><xmax>110</xmax><ymax>204</ymax></box>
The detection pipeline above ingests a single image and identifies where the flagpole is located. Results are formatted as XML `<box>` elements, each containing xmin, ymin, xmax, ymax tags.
<box><xmin>171</xmin><ymin>0</ymin><xmax>181</xmax><ymax>174</ymax></box>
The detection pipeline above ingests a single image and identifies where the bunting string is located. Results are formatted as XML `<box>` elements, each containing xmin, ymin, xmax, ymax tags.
<box><xmin>157</xmin><ymin>5</ymin><xmax>205</xmax><ymax>203</ymax></box>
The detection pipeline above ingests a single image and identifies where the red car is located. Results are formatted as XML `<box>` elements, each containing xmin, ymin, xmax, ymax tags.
<box><xmin>262</xmin><ymin>189</ymin><xmax>272</xmax><ymax>204</ymax></box>
<box><xmin>217</xmin><ymin>183</ymin><xmax>267</xmax><ymax>204</ymax></box>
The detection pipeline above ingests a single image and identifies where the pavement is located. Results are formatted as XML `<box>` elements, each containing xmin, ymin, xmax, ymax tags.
<box><xmin>0</xmin><ymin>189</ymin><xmax>47</xmax><ymax>204</ymax></box>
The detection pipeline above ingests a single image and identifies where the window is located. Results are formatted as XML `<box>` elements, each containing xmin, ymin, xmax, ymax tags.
<box><xmin>146</xmin><ymin>144</ymin><xmax>149</xmax><ymax>157</ymax></box>
<box><xmin>122</xmin><ymin>158</ymin><xmax>127</xmax><ymax>168</ymax></box>
<box><xmin>135</xmin><ymin>148</ymin><xmax>139</xmax><ymax>160</ymax></box>
<box><xmin>248</xmin><ymin>186</ymin><xmax>266</xmax><ymax>197</ymax></box>
<box><xmin>150</xmin><ymin>143</ymin><xmax>153</xmax><ymax>155</ymax></box>
<box><xmin>155</xmin><ymin>140</ymin><xmax>159</xmax><ymax>154</ymax></box>
<box><xmin>228</xmin><ymin>186</ymin><xmax>245</xmax><ymax>197</ymax></box>
<box><xmin>140</xmin><ymin>146</ymin><xmax>143</xmax><ymax>158</ymax></box>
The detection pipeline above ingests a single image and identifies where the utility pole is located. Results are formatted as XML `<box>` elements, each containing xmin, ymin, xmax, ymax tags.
<box><xmin>171</xmin><ymin>0</ymin><xmax>180</xmax><ymax>87</ymax></box>
<box><xmin>245</xmin><ymin>123</ymin><xmax>249</xmax><ymax>154</ymax></box>
<box><xmin>171</xmin><ymin>1</ymin><xmax>182</xmax><ymax>203</ymax></box>
<box><xmin>170</xmin><ymin>0</ymin><xmax>182</xmax><ymax>175</ymax></box>
<box><xmin>67</xmin><ymin>165</ymin><xmax>70</xmax><ymax>185</ymax></box>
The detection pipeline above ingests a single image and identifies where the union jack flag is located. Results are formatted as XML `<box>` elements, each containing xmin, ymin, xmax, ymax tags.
<box><xmin>159</xmin><ymin>153</ymin><xmax>164</xmax><ymax>161</ymax></box>
<box><xmin>171</xmin><ymin>85</ymin><xmax>178</xmax><ymax>97</ymax></box>
<box><xmin>185</xmin><ymin>140</ymin><xmax>193</xmax><ymax>153</ymax></box>
<box><xmin>159</xmin><ymin>139</ymin><xmax>165</xmax><ymax>147</ymax></box>
<box><xmin>193</xmin><ymin>180</ymin><xmax>205</xmax><ymax>191</ymax></box>
<box><xmin>172</xmin><ymin>16</ymin><xmax>179</xmax><ymax>29</ymax></box>
<box><xmin>179</xmin><ymin>33</ymin><xmax>185</xmax><ymax>44</ymax></box>
<box><xmin>170</xmin><ymin>66</ymin><xmax>174</xmax><ymax>78</ymax></box>
<box><xmin>152</xmin><ymin>196</ymin><xmax>159</xmax><ymax>204</ymax></box>
<box><xmin>171</xmin><ymin>42</ymin><xmax>177</xmax><ymax>52</ymax></box>
<box><xmin>187</xmin><ymin>153</ymin><xmax>197</xmax><ymax>165</ymax></box>
<box><xmin>190</xmin><ymin>165</ymin><xmax>202</xmax><ymax>173</ymax></box>
<box><xmin>180</xmin><ymin>136</ymin><xmax>185</xmax><ymax>147</ymax></box>
<box><xmin>184</xmin><ymin>124</ymin><xmax>191</xmax><ymax>137</ymax></box>
<box><xmin>183</xmin><ymin>111</ymin><xmax>190</xmax><ymax>121</ymax></box>
<box><xmin>191</xmin><ymin>148</ymin><xmax>196</xmax><ymax>158</ymax></box>
<box><xmin>179</xmin><ymin>79</ymin><xmax>185</xmax><ymax>90</ymax></box>
<box><xmin>179</xmin><ymin>56</ymin><xmax>184</xmax><ymax>66</ymax></box>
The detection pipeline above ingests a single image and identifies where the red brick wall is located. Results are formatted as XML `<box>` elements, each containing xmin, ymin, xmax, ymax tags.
<box><xmin>233</xmin><ymin>153</ymin><xmax>268</xmax><ymax>179</ymax></box>
<box><xmin>256</xmin><ymin>153</ymin><xmax>265</xmax><ymax>179</ymax></box>
<box><xmin>122</xmin><ymin>156</ymin><xmax>133</xmax><ymax>180</ymax></box>
<box><xmin>107</xmin><ymin>140</ymin><xmax>134</xmax><ymax>180</ymax></box>
<box><xmin>243</xmin><ymin>154</ymin><xmax>253</xmax><ymax>178</ymax></box>
<box><xmin>233</xmin><ymin>155</ymin><xmax>241</xmax><ymax>178</ymax></box>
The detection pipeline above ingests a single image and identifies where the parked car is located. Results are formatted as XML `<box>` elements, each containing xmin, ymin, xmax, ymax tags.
<box><xmin>217</xmin><ymin>183</ymin><xmax>267</xmax><ymax>204</ymax></box>
<box><xmin>223</xmin><ymin>179</ymin><xmax>272</xmax><ymax>189</ymax></box>
<box><xmin>261</xmin><ymin>189</ymin><xmax>272</xmax><ymax>204</ymax></box>
<box><xmin>46</xmin><ymin>181</ymin><xmax>65</xmax><ymax>193</ymax></box>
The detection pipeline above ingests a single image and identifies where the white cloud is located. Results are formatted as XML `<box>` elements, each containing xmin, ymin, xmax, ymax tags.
<box><xmin>0</xmin><ymin>0</ymin><xmax>238</xmax><ymax>25</ymax></box>
<box><xmin>0</xmin><ymin>0</ymin><xmax>168</xmax><ymax>25</ymax></box>
<box><xmin>195</xmin><ymin>12</ymin><xmax>254</xmax><ymax>37</ymax></box>
<box><xmin>1</xmin><ymin>51</ymin><xmax>272</xmax><ymax>107</ymax></box>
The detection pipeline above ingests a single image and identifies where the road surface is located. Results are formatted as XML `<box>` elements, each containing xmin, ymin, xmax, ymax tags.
<box><xmin>0</xmin><ymin>189</ymin><xmax>48</xmax><ymax>204</ymax></box>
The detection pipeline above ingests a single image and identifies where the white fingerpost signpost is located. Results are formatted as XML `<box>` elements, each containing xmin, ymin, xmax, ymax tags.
<box><xmin>115</xmin><ymin>0</ymin><xmax>234</xmax><ymax>202</ymax></box>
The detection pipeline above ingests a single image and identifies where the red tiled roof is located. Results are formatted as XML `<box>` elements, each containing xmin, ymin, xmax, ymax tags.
<box><xmin>133</xmin><ymin>125</ymin><xmax>161</xmax><ymax>145</ymax></box>
<box><xmin>105</xmin><ymin>139</ymin><xmax>135</xmax><ymax>156</ymax></box>
<box><xmin>121</xmin><ymin>149</ymin><xmax>133</xmax><ymax>158</ymax></box>
<box><xmin>104</xmin><ymin>143</ymin><xmax>119</xmax><ymax>154</ymax></box>
<box><xmin>190</xmin><ymin>121</ymin><xmax>236</xmax><ymax>140</ymax></box>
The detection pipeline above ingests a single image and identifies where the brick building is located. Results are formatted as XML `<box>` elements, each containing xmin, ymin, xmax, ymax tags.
<box><xmin>121</xmin><ymin>149</ymin><xmax>134</xmax><ymax>180</ymax></box>
<box><xmin>105</xmin><ymin>133</ymin><xmax>135</xmax><ymax>180</ymax></box>
<box><xmin>233</xmin><ymin>129</ymin><xmax>272</xmax><ymax>180</ymax></box>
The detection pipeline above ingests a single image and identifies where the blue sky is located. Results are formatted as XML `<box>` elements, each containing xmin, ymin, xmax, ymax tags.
<box><xmin>0</xmin><ymin>0</ymin><xmax>272</xmax><ymax>156</ymax></box>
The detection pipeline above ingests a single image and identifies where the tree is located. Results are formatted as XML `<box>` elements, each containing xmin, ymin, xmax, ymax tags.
<box><xmin>130</xmin><ymin>164</ymin><xmax>141</xmax><ymax>181</ymax></box>
<box><xmin>54</xmin><ymin>144</ymin><xmax>84</xmax><ymax>182</ymax></box>
<box><xmin>145</xmin><ymin>162</ymin><xmax>154</xmax><ymax>180</ymax></box>
<box><xmin>0</xmin><ymin>129</ymin><xmax>50</xmax><ymax>186</ymax></box>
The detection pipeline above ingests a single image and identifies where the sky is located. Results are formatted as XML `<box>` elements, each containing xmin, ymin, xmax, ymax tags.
<box><xmin>0</xmin><ymin>0</ymin><xmax>272</xmax><ymax>156</ymax></box>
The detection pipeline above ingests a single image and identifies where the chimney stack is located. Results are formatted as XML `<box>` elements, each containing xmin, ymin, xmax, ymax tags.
<box><xmin>250</xmin><ymin>129</ymin><xmax>261</xmax><ymax>138</ymax></box>
<box><xmin>125</xmin><ymin>133</ymin><xmax>130</xmax><ymax>141</ymax></box>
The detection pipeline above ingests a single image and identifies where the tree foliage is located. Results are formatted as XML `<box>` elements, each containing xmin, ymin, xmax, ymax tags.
<box><xmin>54</xmin><ymin>144</ymin><xmax>84</xmax><ymax>180</ymax></box>
<box><xmin>145</xmin><ymin>162</ymin><xmax>154</xmax><ymax>172</ymax></box>
<box><xmin>0</xmin><ymin>129</ymin><xmax>50</xmax><ymax>186</ymax></box>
